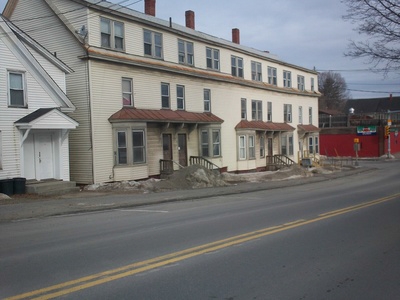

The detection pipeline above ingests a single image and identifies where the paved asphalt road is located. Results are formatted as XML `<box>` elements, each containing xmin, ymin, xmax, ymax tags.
<box><xmin>0</xmin><ymin>160</ymin><xmax>399</xmax><ymax>299</ymax></box>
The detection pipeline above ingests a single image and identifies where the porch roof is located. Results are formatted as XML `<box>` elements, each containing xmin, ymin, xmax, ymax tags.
<box><xmin>14</xmin><ymin>108</ymin><xmax>79</xmax><ymax>129</ymax></box>
<box><xmin>109</xmin><ymin>107</ymin><xmax>224</xmax><ymax>124</ymax></box>
<box><xmin>297</xmin><ymin>124</ymin><xmax>320</xmax><ymax>133</ymax></box>
<box><xmin>235</xmin><ymin>120</ymin><xmax>295</xmax><ymax>131</ymax></box>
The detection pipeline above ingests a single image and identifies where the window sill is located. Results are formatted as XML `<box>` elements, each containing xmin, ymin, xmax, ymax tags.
<box><xmin>8</xmin><ymin>105</ymin><xmax>28</xmax><ymax>109</ymax></box>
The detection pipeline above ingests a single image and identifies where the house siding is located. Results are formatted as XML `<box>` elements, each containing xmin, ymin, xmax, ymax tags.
<box><xmin>0</xmin><ymin>19</ymin><xmax>75</xmax><ymax>181</ymax></box>
<box><xmin>9</xmin><ymin>0</ymin><xmax>319</xmax><ymax>183</ymax></box>
<box><xmin>11</xmin><ymin>0</ymin><xmax>94</xmax><ymax>184</ymax></box>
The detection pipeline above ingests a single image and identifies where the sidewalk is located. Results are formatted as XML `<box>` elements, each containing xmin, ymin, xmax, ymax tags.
<box><xmin>0</xmin><ymin>167</ymin><xmax>374</xmax><ymax>223</ymax></box>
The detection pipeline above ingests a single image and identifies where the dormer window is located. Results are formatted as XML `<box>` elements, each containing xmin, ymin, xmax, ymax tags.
<box><xmin>144</xmin><ymin>29</ymin><xmax>163</xmax><ymax>59</ymax></box>
<box><xmin>100</xmin><ymin>17</ymin><xmax>124</xmax><ymax>50</ymax></box>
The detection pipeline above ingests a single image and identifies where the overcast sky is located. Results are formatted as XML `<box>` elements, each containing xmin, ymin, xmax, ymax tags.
<box><xmin>1</xmin><ymin>0</ymin><xmax>399</xmax><ymax>99</ymax></box>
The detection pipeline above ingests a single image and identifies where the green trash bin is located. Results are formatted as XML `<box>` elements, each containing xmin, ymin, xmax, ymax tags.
<box><xmin>13</xmin><ymin>177</ymin><xmax>26</xmax><ymax>194</ymax></box>
<box><xmin>0</xmin><ymin>179</ymin><xmax>14</xmax><ymax>196</ymax></box>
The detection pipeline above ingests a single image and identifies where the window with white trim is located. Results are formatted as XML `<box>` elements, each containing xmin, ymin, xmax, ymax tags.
<box><xmin>241</xmin><ymin>98</ymin><xmax>247</xmax><ymax>120</ymax></box>
<box><xmin>297</xmin><ymin>75</ymin><xmax>305</xmax><ymax>91</ymax></box>
<box><xmin>267</xmin><ymin>101</ymin><xmax>272</xmax><ymax>122</ymax></box>
<box><xmin>268</xmin><ymin>66</ymin><xmax>277</xmax><ymax>85</ymax></box>
<box><xmin>260</xmin><ymin>134</ymin><xmax>265</xmax><ymax>158</ymax></box>
<box><xmin>299</xmin><ymin>106</ymin><xmax>303</xmax><ymax>124</ymax></box>
<box><xmin>252</xmin><ymin>100</ymin><xmax>262</xmax><ymax>121</ymax></box>
<box><xmin>239</xmin><ymin>135</ymin><xmax>246</xmax><ymax>160</ymax></box>
<box><xmin>144</xmin><ymin>29</ymin><xmax>163</xmax><ymax>58</ymax></box>
<box><xmin>204</xmin><ymin>89</ymin><xmax>211</xmax><ymax>112</ymax></box>
<box><xmin>309</xmin><ymin>107</ymin><xmax>313</xmax><ymax>124</ymax></box>
<box><xmin>178</xmin><ymin>39</ymin><xmax>194</xmax><ymax>65</ymax></box>
<box><xmin>132</xmin><ymin>130</ymin><xmax>146</xmax><ymax>163</ymax></box>
<box><xmin>177</xmin><ymin>85</ymin><xmax>185</xmax><ymax>110</ymax></box>
<box><xmin>200</xmin><ymin>127</ymin><xmax>221</xmax><ymax>157</ymax></box>
<box><xmin>212</xmin><ymin>130</ymin><xmax>221</xmax><ymax>156</ymax></box>
<box><xmin>117</xmin><ymin>131</ymin><xmax>127</xmax><ymax>164</ymax></box>
<box><xmin>201</xmin><ymin>130</ymin><xmax>209</xmax><ymax>157</ymax></box>
<box><xmin>231</xmin><ymin>55</ymin><xmax>244</xmax><ymax>77</ymax></box>
<box><xmin>8</xmin><ymin>71</ymin><xmax>26</xmax><ymax>107</ymax></box>
<box><xmin>100</xmin><ymin>17</ymin><xmax>124</xmax><ymax>50</ymax></box>
<box><xmin>114</xmin><ymin>127</ymin><xmax>146</xmax><ymax>165</ymax></box>
<box><xmin>249</xmin><ymin>135</ymin><xmax>255</xmax><ymax>159</ymax></box>
<box><xmin>161</xmin><ymin>83</ymin><xmax>170</xmax><ymax>109</ymax></box>
<box><xmin>122</xmin><ymin>78</ymin><xmax>133</xmax><ymax>106</ymax></box>
<box><xmin>281</xmin><ymin>134</ymin><xmax>294</xmax><ymax>156</ymax></box>
<box><xmin>206</xmin><ymin>47</ymin><xmax>220</xmax><ymax>70</ymax></box>
<box><xmin>283</xmin><ymin>70</ymin><xmax>291</xmax><ymax>88</ymax></box>
<box><xmin>311</xmin><ymin>78</ymin><xmax>315</xmax><ymax>92</ymax></box>
<box><xmin>251</xmin><ymin>61</ymin><xmax>262</xmax><ymax>81</ymax></box>
<box><xmin>284</xmin><ymin>104</ymin><xmax>292</xmax><ymax>123</ymax></box>
<box><xmin>308</xmin><ymin>136</ymin><xmax>319</xmax><ymax>154</ymax></box>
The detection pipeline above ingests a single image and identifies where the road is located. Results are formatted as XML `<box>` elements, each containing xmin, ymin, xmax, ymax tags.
<box><xmin>1</xmin><ymin>160</ymin><xmax>400</xmax><ymax>299</ymax></box>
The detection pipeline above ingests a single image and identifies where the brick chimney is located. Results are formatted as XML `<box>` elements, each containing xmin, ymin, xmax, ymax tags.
<box><xmin>185</xmin><ymin>10</ymin><xmax>195</xmax><ymax>29</ymax></box>
<box><xmin>232</xmin><ymin>28</ymin><xmax>240</xmax><ymax>44</ymax></box>
<box><xmin>145</xmin><ymin>0</ymin><xmax>156</xmax><ymax>16</ymax></box>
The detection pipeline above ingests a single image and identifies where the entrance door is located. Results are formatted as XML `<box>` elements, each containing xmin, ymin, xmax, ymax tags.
<box><xmin>162</xmin><ymin>134</ymin><xmax>173</xmax><ymax>173</ymax></box>
<box><xmin>267</xmin><ymin>137</ymin><xmax>273</xmax><ymax>156</ymax></box>
<box><xmin>35</xmin><ymin>133</ymin><xmax>54</xmax><ymax>180</ymax></box>
<box><xmin>178</xmin><ymin>134</ymin><xmax>187</xmax><ymax>167</ymax></box>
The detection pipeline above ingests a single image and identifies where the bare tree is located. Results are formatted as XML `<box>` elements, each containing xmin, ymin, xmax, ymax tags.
<box><xmin>318</xmin><ymin>72</ymin><xmax>351</xmax><ymax>111</ymax></box>
<box><xmin>342</xmin><ymin>0</ymin><xmax>400</xmax><ymax>72</ymax></box>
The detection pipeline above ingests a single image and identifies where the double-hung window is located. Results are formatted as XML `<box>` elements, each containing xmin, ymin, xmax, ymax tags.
<box><xmin>267</xmin><ymin>101</ymin><xmax>272</xmax><ymax>122</ymax></box>
<box><xmin>248</xmin><ymin>136</ymin><xmax>255</xmax><ymax>159</ymax></box>
<box><xmin>161</xmin><ymin>83</ymin><xmax>170</xmax><ymax>109</ymax></box>
<box><xmin>115</xmin><ymin>128</ymin><xmax>146</xmax><ymax>165</ymax></box>
<box><xmin>260</xmin><ymin>135</ymin><xmax>265</xmax><ymax>158</ymax></box>
<box><xmin>206</xmin><ymin>47</ymin><xmax>220</xmax><ymax>70</ymax></box>
<box><xmin>132</xmin><ymin>130</ymin><xmax>146</xmax><ymax>163</ymax></box>
<box><xmin>212</xmin><ymin>130</ymin><xmax>221</xmax><ymax>156</ymax></box>
<box><xmin>281</xmin><ymin>134</ymin><xmax>294</xmax><ymax>156</ymax></box>
<box><xmin>231</xmin><ymin>55</ymin><xmax>243</xmax><ymax>77</ymax></box>
<box><xmin>309</xmin><ymin>107</ymin><xmax>313</xmax><ymax>124</ymax></box>
<box><xmin>100</xmin><ymin>17</ymin><xmax>124</xmax><ymax>50</ymax></box>
<box><xmin>144</xmin><ymin>29</ymin><xmax>163</xmax><ymax>58</ymax></box>
<box><xmin>299</xmin><ymin>106</ymin><xmax>303</xmax><ymax>124</ymax></box>
<box><xmin>239</xmin><ymin>135</ymin><xmax>246</xmax><ymax>160</ymax></box>
<box><xmin>8</xmin><ymin>71</ymin><xmax>26</xmax><ymax>107</ymax></box>
<box><xmin>283</xmin><ymin>70</ymin><xmax>292</xmax><ymax>88</ymax></box>
<box><xmin>241</xmin><ymin>98</ymin><xmax>247</xmax><ymax>119</ymax></box>
<box><xmin>122</xmin><ymin>78</ymin><xmax>133</xmax><ymax>106</ymax></box>
<box><xmin>284</xmin><ymin>104</ymin><xmax>292</xmax><ymax>123</ymax></box>
<box><xmin>308</xmin><ymin>136</ymin><xmax>319</xmax><ymax>154</ymax></box>
<box><xmin>251</xmin><ymin>61</ymin><xmax>262</xmax><ymax>81</ymax></box>
<box><xmin>297</xmin><ymin>75</ymin><xmax>305</xmax><ymax>91</ymax></box>
<box><xmin>178</xmin><ymin>39</ymin><xmax>194</xmax><ymax>65</ymax></box>
<box><xmin>204</xmin><ymin>89</ymin><xmax>211</xmax><ymax>112</ymax></box>
<box><xmin>201</xmin><ymin>130</ymin><xmax>209</xmax><ymax>157</ymax></box>
<box><xmin>177</xmin><ymin>85</ymin><xmax>185</xmax><ymax>110</ymax></box>
<box><xmin>311</xmin><ymin>78</ymin><xmax>315</xmax><ymax>92</ymax></box>
<box><xmin>268</xmin><ymin>67</ymin><xmax>277</xmax><ymax>85</ymax></box>
<box><xmin>117</xmin><ymin>131</ymin><xmax>127</xmax><ymax>164</ymax></box>
<box><xmin>251</xmin><ymin>100</ymin><xmax>262</xmax><ymax>121</ymax></box>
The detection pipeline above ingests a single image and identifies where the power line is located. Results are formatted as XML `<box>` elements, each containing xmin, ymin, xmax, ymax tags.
<box><xmin>347</xmin><ymin>88</ymin><xmax>400</xmax><ymax>94</ymax></box>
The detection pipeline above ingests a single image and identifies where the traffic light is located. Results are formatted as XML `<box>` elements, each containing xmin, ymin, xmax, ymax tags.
<box><xmin>385</xmin><ymin>125</ymin><xmax>390</xmax><ymax>138</ymax></box>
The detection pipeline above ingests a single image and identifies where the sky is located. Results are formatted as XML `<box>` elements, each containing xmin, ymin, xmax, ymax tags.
<box><xmin>1</xmin><ymin>0</ymin><xmax>399</xmax><ymax>100</ymax></box>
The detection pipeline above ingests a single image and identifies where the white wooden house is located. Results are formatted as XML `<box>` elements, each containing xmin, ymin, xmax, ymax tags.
<box><xmin>4</xmin><ymin>0</ymin><xmax>320</xmax><ymax>184</ymax></box>
<box><xmin>0</xmin><ymin>16</ymin><xmax>78</xmax><ymax>182</ymax></box>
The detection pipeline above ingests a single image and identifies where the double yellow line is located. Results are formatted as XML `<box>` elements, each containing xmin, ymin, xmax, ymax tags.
<box><xmin>6</xmin><ymin>193</ymin><xmax>400</xmax><ymax>300</ymax></box>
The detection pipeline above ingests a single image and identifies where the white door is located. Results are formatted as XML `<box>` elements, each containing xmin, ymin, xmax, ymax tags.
<box><xmin>35</xmin><ymin>134</ymin><xmax>54</xmax><ymax>180</ymax></box>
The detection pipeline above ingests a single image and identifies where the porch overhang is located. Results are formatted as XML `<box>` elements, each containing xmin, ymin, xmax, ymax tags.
<box><xmin>297</xmin><ymin>124</ymin><xmax>320</xmax><ymax>134</ymax></box>
<box><xmin>109</xmin><ymin>107</ymin><xmax>224</xmax><ymax>125</ymax></box>
<box><xmin>235</xmin><ymin>120</ymin><xmax>295</xmax><ymax>132</ymax></box>
<box><xmin>14</xmin><ymin>108</ymin><xmax>79</xmax><ymax>130</ymax></box>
